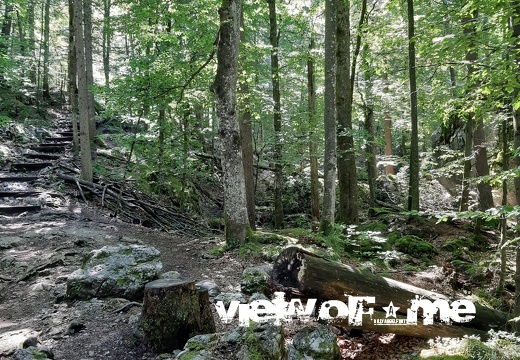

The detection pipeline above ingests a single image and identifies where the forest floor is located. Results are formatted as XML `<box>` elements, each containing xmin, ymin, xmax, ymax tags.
<box><xmin>0</xmin><ymin>108</ymin><xmax>514</xmax><ymax>359</ymax></box>
<box><xmin>0</xmin><ymin>204</ymin><xmax>438</xmax><ymax>360</ymax></box>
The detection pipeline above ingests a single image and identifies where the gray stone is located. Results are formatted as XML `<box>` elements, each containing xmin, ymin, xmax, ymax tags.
<box><xmin>213</xmin><ymin>292</ymin><xmax>246</xmax><ymax>307</ymax></box>
<box><xmin>13</xmin><ymin>346</ymin><xmax>54</xmax><ymax>360</ymax></box>
<box><xmin>240</xmin><ymin>265</ymin><xmax>273</xmax><ymax>296</ymax></box>
<box><xmin>195</xmin><ymin>280</ymin><xmax>221</xmax><ymax>297</ymax></box>
<box><xmin>248</xmin><ymin>292</ymin><xmax>269</xmax><ymax>302</ymax></box>
<box><xmin>288</xmin><ymin>325</ymin><xmax>340</xmax><ymax>360</ymax></box>
<box><xmin>160</xmin><ymin>271</ymin><xmax>181</xmax><ymax>280</ymax></box>
<box><xmin>66</xmin><ymin>244</ymin><xmax>162</xmax><ymax>300</ymax></box>
<box><xmin>0</xmin><ymin>236</ymin><xmax>23</xmax><ymax>249</ymax></box>
<box><xmin>176</xmin><ymin>323</ymin><xmax>285</xmax><ymax>360</ymax></box>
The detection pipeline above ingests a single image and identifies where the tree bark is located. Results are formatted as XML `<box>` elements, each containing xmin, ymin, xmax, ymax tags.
<box><xmin>212</xmin><ymin>0</ymin><xmax>250</xmax><ymax>247</ymax></box>
<box><xmin>407</xmin><ymin>0</ymin><xmax>420</xmax><ymax>211</ymax></box>
<box><xmin>42</xmin><ymin>0</ymin><xmax>51</xmax><ymax>99</ymax></box>
<box><xmin>74</xmin><ymin>0</ymin><xmax>93</xmax><ymax>182</ymax></box>
<box><xmin>272</xmin><ymin>246</ymin><xmax>511</xmax><ymax>335</ymax></box>
<box><xmin>68</xmin><ymin>0</ymin><xmax>79</xmax><ymax>154</ymax></box>
<box><xmin>83</xmin><ymin>0</ymin><xmax>96</xmax><ymax>143</ymax></box>
<box><xmin>308</xmin><ymin>37</ymin><xmax>320</xmax><ymax>231</ymax></box>
<box><xmin>239</xmin><ymin>9</ymin><xmax>256</xmax><ymax>230</ymax></box>
<box><xmin>320</xmin><ymin>0</ymin><xmax>337</xmax><ymax>235</ymax></box>
<box><xmin>383</xmin><ymin>73</ymin><xmax>394</xmax><ymax>175</ymax></box>
<box><xmin>336</xmin><ymin>0</ymin><xmax>361</xmax><ymax>225</ymax></box>
<box><xmin>267</xmin><ymin>0</ymin><xmax>284</xmax><ymax>229</ymax></box>
<box><xmin>142</xmin><ymin>279</ymin><xmax>216</xmax><ymax>352</ymax></box>
<box><xmin>102</xmin><ymin>0</ymin><xmax>111</xmax><ymax>93</ymax></box>
<box><xmin>473</xmin><ymin>117</ymin><xmax>494</xmax><ymax>210</ymax></box>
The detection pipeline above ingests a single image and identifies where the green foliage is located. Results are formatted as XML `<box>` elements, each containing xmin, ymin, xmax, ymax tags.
<box><xmin>0</xmin><ymin>115</ymin><xmax>11</xmax><ymax>127</ymax></box>
<box><xmin>389</xmin><ymin>235</ymin><xmax>437</xmax><ymax>257</ymax></box>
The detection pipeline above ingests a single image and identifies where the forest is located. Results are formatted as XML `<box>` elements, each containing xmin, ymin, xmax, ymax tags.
<box><xmin>2</xmin><ymin>0</ymin><xmax>520</xmax><ymax>358</ymax></box>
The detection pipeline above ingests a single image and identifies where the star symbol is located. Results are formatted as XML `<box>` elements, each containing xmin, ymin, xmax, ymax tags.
<box><xmin>383</xmin><ymin>301</ymin><xmax>399</xmax><ymax>318</ymax></box>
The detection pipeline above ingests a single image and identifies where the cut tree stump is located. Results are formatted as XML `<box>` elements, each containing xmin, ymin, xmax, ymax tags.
<box><xmin>272</xmin><ymin>246</ymin><xmax>510</xmax><ymax>338</ymax></box>
<box><xmin>141</xmin><ymin>279</ymin><xmax>216</xmax><ymax>352</ymax></box>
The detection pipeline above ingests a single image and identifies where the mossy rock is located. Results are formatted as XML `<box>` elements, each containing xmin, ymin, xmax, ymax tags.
<box><xmin>461</xmin><ymin>338</ymin><xmax>496</xmax><ymax>359</ymax></box>
<box><xmin>391</xmin><ymin>235</ymin><xmax>437</xmax><ymax>257</ymax></box>
<box><xmin>358</xmin><ymin>221</ymin><xmax>388</xmax><ymax>232</ymax></box>
<box><xmin>367</xmin><ymin>207</ymin><xmax>394</xmax><ymax>218</ymax></box>
<box><xmin>249</xmin><ymin>231</ymin><xmax>288</xmax><ymax>245</ymax></box>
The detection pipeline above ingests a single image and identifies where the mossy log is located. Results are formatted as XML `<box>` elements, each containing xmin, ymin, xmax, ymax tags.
<box><xmin>142</xmin><ymin>279</ymin><xmax>216</xmax><ymax>352</ymax></box>
<box><xmin>272</xmin><ymin>246</ymin><xmax>510</xmax><ymax>338</ymax></box>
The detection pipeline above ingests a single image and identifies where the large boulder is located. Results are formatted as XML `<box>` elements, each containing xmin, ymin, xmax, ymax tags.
<box><xmin>66</xmin><ymin>244</ymin><xmax>162</xmax><ymax>300</ymax></box>
<box><xmin>287</xmin><ymin>325</ymin><xmax>340</xmax><ymax>360</ymax></box>
<box><xmin>240</xmin><ymin>265</ymin><xmax>272</xmax><ymax>296</ymax></box>
<box><xmin>176</xmin><ymin>323</ymin><xmax>286</xmax><ymax>360</ymax></box>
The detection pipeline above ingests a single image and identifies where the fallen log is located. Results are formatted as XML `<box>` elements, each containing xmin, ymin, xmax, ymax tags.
<box><xmin>272</xmin><ymin>246</ymin><xmax>510</xmax><ymax>338</ymax></box>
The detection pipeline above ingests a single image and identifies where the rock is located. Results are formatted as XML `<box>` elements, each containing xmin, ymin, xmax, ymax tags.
<box><xmin>248</xmin><ymin>292</ymin><xmax>269</xmax><ymax>302</ymax></box>
<box><xmin>0</xmin><ymin>329</ymin><xmax>39</xmax><ymax>357</ymax></box>
<box><xmin>13</xmin><ymin>346</ymin><xmax>54</xmax><ymax>360</ymax></box>
<box><xmin>287</xmin><ymin>325</ymin><xmax>340</xmax><ymax>360</ymax></box>
<box><xmin>213</xmin><ymin>292</ymin><xmax>247</xmax><ymax>307</ymax></box>
<box><xmin>160</xmin><ymin>271</ymin><xmax>181</xmax><ymax>280</ymax></box>
<box><xmin>66</xmin><ymin>244</ymin><xmax>162</xmax><ymax>300</ymax></box>
<box><xmin>22</xmin><ymin>336</ymin><xmax>39</xmax><ymax>348</ymax></box>
<box><xmin>0</xmin><ymin>236</ymin><xmax>23</xmax><ymax>249</ymax></box>
<box><xmin>65</xmin><ymin>320</ymin><xmax>86</xmax><ymax>335</ymax></box>
<box><xmin>176</xmin><ymin>323</ymin><xmax>286</xmax><ymax>360</ymax></box>
<box><xmin>240</xmin><ymin>265</ymin><xmax>273</xmax><ymax>296</ymax></box>
<box><xmin>195</xmin><ymin>280</ymin><xmax>220</xmax><ymax>297</ymax></box>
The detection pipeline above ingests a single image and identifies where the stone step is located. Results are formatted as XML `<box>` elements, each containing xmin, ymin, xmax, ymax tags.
<box><xmin>10</xmin><ymin>162</ymin><xmax>52</xmax><ymax>172</ymax></box>
<box><xmin>0</xmin><ymin>191</ymin><xmax>41</xmax><ymax>198</ymax></box>
<box><xmin>57</xmin><ymin>131</ymin><xmax>74</xmax><ymax>136</ymax></box>
<box><xmin>30</xmin><ymin>146</ymin><xmax>65</xmax><ymax>153</ymax></box>
<box><xmin>0</xmin><ymin>205</ymin><xmax>41</xmax><ymax>215</ymax></box>
<box><xmin>24</xmin><ymin>153</ymin><xmax>61</xmax><ymax>160</ymax></box>
<box><xmin>0</xmin><ymin>176</ymin><xmax>39</xmax><ymax>183</ymax></box>
<box><xmin>45</xmin><ymin>137</ymin><xmax>73</xmax><ymax>142</ymax></box>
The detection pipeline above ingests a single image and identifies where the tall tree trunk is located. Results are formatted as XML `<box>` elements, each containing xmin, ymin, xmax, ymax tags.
<box><xmin>102</xmin><ymin>0</ymin><xmax>111</xmax><ymax>93</ymax></box>
<box><xmin>27</xmin><ymin>0</ymin><xmax>36</xmax><ymax>84</ymax></box>
<box><xmin>42</xmin><ymin>0</ymin><xmax>51</xmax><ymax>99</ymax></box>
<box><xmin>336</xmin><ymin>0</ymin><xmax>363</xmax><ymax>224</ymax></box>
<box><xmin>239</xmin><ymin>9</ymin><xmax>256</xmax><ymax>230</ymax></box>
<box><xmin>212</xmin><ymin>0</ymin><xmax>250</xmax><ymax>247</ymax></box>
<box><xmin>68</xmin><ymin>0</ymin><xmax>79</xmax><ymax>154</ymax></box>
<box><xmin>509</xmin><ymin>0</ymin><xmax>520</xmax><ymax>328</ymax></box>
<box><xmin>74</xmin><ymin>0</ymin><xmax>93</xmax><ymax>182</ymax></box>
<box><xmin>308</xmin><ymin>37</ymin><xmax>320</xmax><ymax>231</ymax></box>
<box><xmin>320</xmin><ymin>0</ymin><xmax>337</xmax><ymax>235</ymax></box>
<box><xmin>474</xmin><ymin>117</ymin><xmax>494</xmax><ymax>210</ymax></box>
<box><xmin>407</xmin><ymin>0</ymin><xmax>420</xmax><ymax>211</ymax></box>
<box><xmin>364</xmin><ymin>107</ymin><xmax>377</xmax><ymax>208</ymax></box>
<box><xmin>267</xmin><ymin>0</ymin><xmax>284</xmax><ymax>229</ymax></box>
<box><xmin>83</xmin><ymin>0</ymin><xmax>96</xmax><ymax>143</ymax></box>
<box><xmin>383</xmin><ymin>73</ymin><xmax>394</xmax><ymax>175</ymax></box>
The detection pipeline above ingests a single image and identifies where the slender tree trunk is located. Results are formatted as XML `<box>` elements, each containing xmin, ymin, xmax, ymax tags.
<box><xmin>267</xmin><ymin>0</ymin><xmax>284</xmax><ymax>229</ymax></box>
<box><xmin>239</xmin><ymin>9</ymin><xmax>256</xmax><ymax>230</ymax></box>
<box><xmin>382</xmin><ymin>73</ymin><xmax>394</xmax><ymax>175</ymax></box>
<box><xmin>27</xmin><ymin>0</ymin><xmax>36</xmax><ymax>84</ymax></box>
<box><xmin>74</xmin><ymin>0</ymin><xmax>93</xmax><ymax>182</ymax></box>
<box><xmin>308</xmin><ymin>37</ymin><xmax>320</xmax><ymax>231</ymax></box>
<box><xmin>460</xmin><ymin>117</ymin><xmax>473</xmax><ymax>211</ymax></box>
<box><xmin>365</xmin><ymin>107</ymin><xmax>377</xmax><ymax>208</ymax></box>
<box><xmin>42</xmin><ymin>0</ymin><xmax>51</xmax><ymax>99</ymax></box>
<box><xmin>102</xmin><ymin>0</ymin><xmax>111</xmax><ymax>93</ymax></box>
<box><xmin>336</xmin><ymin>0</ymin><xmax>364</xmax><ymax>224</ymax></box>
<box><xmin>407</xmin><ymin>0</ymin><xmax>420</xmax><ymax>211</ymax></box>
<box><xmin>509</xmin><ymin>0</ymin><xmax>520</xmax><ymax>327</ymax></box>
<box><xmin>83</xmin><ymin>0</ymin><xmax>96</xmax><ymax>143</ymax></box>
<box><xmin>212</xmin><ymin>0</ymin><xmax>250</xmax><ymax>247</ymax></box>
<box><xmin>320</xmin><ymin>0</ymin><xmax>337</xmax><ymax>235</ymax></box>
<box><xmin>474</xmin><ymin>117</ymin><xmax>494</xmax><ymax>210</ymax></box>
<box><xmin>497</xmin><ymin>119</ymin><xmax>509</xmax><ymax>295</ymax></box>
<box><xmin>68</xmin><ymin>0</ymin><xmax>79</xmax><ymax>154</ymax></box>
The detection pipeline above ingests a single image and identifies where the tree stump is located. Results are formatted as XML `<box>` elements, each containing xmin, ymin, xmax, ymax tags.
<box><xmin>142</xmin><ymin>279</ymin><xmax>216</xmax><ymax>352</ymax></box>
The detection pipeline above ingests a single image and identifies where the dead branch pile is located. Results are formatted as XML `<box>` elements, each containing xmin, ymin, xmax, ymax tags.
<box><xmin>57</xmin><ymin>171</ymin><xmax>212</xmax><ymax>236</ymax></box>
